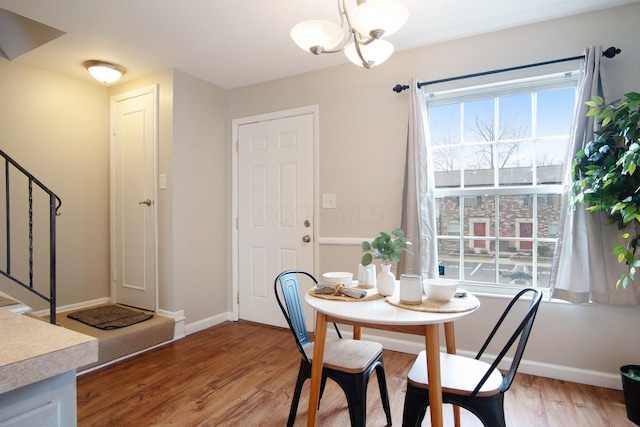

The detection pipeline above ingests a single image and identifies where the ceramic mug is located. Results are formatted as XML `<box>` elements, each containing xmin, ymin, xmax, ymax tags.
<box><xmin>357</xmin><ymin>263</ymin><xmax>376</xmax><ymax>288</ymax></box>
<box><xmin>399</xmin><ymin>274</ymin><xmax>423</xmax><ymax>304</ymax></box>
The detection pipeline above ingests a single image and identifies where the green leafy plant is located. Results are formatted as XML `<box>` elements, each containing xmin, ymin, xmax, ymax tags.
<box><xmin>624</xmin><ymin>366</ymin><xmax>640</xmax><ymax>381</ymax></box>
<box><xmin>361</xmin><ymin>228</ymin><xmax>412</xmax><ymax>266</ymax></box>
<box><xmin>570</xmin><ymin>92</ymin><xmax>640</xmax><ymax>288</ymax></box>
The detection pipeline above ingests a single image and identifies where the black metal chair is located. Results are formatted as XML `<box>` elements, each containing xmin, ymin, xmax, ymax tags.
<box><xmin>274</xmin><ymin>269</ymin><xmax>393</xmax><ymax>427</ymax></box>
<box><xmin>402</xmin><ymin>288</ymin><xmax>543</xmax><ymax>427</ymax></box>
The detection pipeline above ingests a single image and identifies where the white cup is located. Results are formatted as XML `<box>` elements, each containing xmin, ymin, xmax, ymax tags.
<box><xmin>357</xmin><ymin>264</ymin><xmax>376</xmax><ymax>288</ymax></box>
<box><xmin>399</xmin><ymin>274</ymin><xmax>423</xmax><ymax>304</ymax></box>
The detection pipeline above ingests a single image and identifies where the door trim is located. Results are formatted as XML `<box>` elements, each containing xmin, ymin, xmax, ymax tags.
<box><xmin>109</xmin><ymin>85</ymin><xmax>159</xmax><ymax>310</ymax></box>
<box><xmin>231</xmin><ymin>105</ymin><xmax>319</xmax><ymax>321</ymax></box>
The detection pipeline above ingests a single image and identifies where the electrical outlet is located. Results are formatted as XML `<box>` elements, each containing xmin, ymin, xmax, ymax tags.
<box><xmin>322</xmin><ymin>193</ymin><xmax>336</xmax><ymax>209</ymax></box>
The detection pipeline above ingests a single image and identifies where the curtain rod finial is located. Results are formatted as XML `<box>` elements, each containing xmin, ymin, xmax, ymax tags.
<box><xmin>393</xmin><ymin>84</ymin><xmax>409</xmax><ymax>93</ymax></box>
<box><xmin>603</xmin><ymin>46</ymin><xmax>621</xmax><ymax>58</ymax></box>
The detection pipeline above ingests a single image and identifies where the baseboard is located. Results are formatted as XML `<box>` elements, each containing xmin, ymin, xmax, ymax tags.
<box><xmin>157</xmin><ymin>309</ymin><xmax>186</xmax><ymax>340</ymax></box>
<box><xmin>184</xmin><ymin>312</ymin><xmax>231</xmax><ymax>336</ymax></box>
<box><xmin>31</xmin><ymin>297</ymin><xmax>112</xmax><ymax>317</ymax></box>
<box><xmin>353</xmin><ymin>330</ymin><xmax>623</xmax><ymax>391</ymax></box>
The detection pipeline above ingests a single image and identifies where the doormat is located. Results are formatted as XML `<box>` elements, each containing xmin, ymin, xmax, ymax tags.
<box><xmin>67</xmin><ymin>304</ymin><xmax>153</xmax><ymax>330</ymax></box>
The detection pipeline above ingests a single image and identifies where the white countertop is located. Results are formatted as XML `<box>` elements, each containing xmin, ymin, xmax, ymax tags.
<box><xmin>0</xmin><ymin>310</ymin><xmax>98</xmax><ymax>394</ymax></box>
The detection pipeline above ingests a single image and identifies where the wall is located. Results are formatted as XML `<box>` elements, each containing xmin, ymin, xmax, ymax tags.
<box><xmin>227</xmin><ymin>2</ymin><xmax>640</xmax><ymax>388</ymax></box>
<box><xmin>172</xmin><ymin>69</ymin><xmax>228</xmax><ymax>329</ymax></box>
<box><xmin>109</xmin><ymin>69</ymin><xmax>229</xmax><ymax>329</ymax></box>
<box><xmin>0</xmin><ymin>58</ymin><xmax>110</xmax><ymax>308</ymax></box>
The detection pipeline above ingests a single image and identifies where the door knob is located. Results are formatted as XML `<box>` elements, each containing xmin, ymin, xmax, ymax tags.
<box><xmin>139</xmin><ymin>199</ymin><xmax>152</xmax><ymax>206</ymax></box>
<box><xmin>302</xmin><ymin>235</ymin><xmax>311</xmax><ymax>243</ymax></box>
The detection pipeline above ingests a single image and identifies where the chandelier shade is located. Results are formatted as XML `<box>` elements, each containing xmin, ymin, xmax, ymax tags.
<box><xmin>290</xmin><ymin>20</ymin><xmax>344</xmax><ymax>54</ymax></box>
<box><xmin>344</xmin><ymin>39</ymin><xmax>394</xmax><ymax>67</ymax></box>
<box><xmin>348</xmin><ymin>0</ymin><xmax>409</xmax><ymax>38</ymax></box>
<box><xmin>290</xmin><ymin>0</ymin><xmax>408</xmax><ymax>69</ymax></box>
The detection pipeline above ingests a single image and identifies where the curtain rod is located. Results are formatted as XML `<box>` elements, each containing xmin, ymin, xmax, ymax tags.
<box><xmin>392</xmin><ymin>46</ymin><xmax>621</xmax><ymax>93</ymax></box>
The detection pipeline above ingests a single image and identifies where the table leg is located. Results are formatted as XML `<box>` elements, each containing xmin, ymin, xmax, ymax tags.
<box><xmin>444</xmin><ymin>322</ymin><xmax>460</xmax><ymax>427</ymax></box>
<box><xmin>353</xmin><ymin>324</ymin><xmax>362</xmax><ymax>340</ymax></box>
<box><xmin>307</xmin><ymin>311</ymin><xmax>327</xmax><ymax>427</ymax></box>
<box><xmin>425</xmin><ymin>324</ymin><xmax>443</xmax><ymax>427</ymax></box>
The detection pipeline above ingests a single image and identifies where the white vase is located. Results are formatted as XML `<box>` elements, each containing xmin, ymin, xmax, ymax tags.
<box><xmin>377</xmin><ymin>263</ymin><xmax>396</xmax><ymax>296</ymax></box>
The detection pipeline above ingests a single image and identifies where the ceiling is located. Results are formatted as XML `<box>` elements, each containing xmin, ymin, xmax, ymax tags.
<box><xmin>0</xmin><ymin>0</ymin><xmax>636</xmax><ymax>89</ymax></box>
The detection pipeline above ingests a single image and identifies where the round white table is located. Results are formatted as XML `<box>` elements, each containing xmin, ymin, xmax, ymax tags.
<box><xmin>304</xmin><ymin>285</ymin><xmax>479</xmax><ymax>427</ymax></box>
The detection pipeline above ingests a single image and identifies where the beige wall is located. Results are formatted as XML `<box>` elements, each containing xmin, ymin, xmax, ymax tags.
<box><xmin>0</xmin><ymin>58</ymin><xmax>110</xmax><ymax>308</ymax></box>
<box><xmin>171</xmin><ymin>69</ymin><xmax>228</xmax><ymax>324</ymax></box>
<box><xmin>228</xmin><ymin>2</ymin><xmax>640</xmax><ymax>387</ymax></box>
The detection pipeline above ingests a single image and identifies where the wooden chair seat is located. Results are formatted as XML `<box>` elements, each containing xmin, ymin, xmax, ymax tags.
<box><xmin>305</xmin><ymin>339</ymin><xmax>384</xmax><ymax>373</ymax></box>
<box><xmin>407</xmin><ymin>350</ymin><xmax>503</xmax><ymax>397</ymax></box>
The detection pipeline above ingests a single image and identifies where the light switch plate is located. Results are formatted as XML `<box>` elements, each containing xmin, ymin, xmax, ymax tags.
<box><xmin>322</xmin><ymin>193</ymin><xmax>336</xmax><ymax>209</ymax></box>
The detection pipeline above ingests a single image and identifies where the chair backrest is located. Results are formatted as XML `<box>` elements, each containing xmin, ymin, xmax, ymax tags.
<box><xmin>472</xmin><ymin>288</ymin><xmax>542</xmax><ymax>397</ymax></box>
<box><xmin>274</xmin><ymin>270</ymin><xmax>317</xmax><ymax>362</ymax></box>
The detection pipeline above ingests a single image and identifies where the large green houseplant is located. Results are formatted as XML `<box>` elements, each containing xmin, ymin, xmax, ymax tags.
<box><xmin>571</xmin><ymin>92</ymin><xmax>640</xmax><ymax>425</ymax></box>
<box><xmin>571</xmin><ymin>92</ymin><xmax>640</xmax><ymax>289</ymax></box>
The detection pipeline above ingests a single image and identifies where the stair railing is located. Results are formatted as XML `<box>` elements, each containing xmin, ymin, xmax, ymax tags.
<box><xmin>0</xmin><ymin>149</ymin><xmax>61</xmax><ymax>324</ymax></box>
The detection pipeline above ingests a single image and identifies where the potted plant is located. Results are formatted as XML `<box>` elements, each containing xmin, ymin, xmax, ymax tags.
<box><xmin>361</xmin><ymin>229</ymin><xmax>412</xmax><ymax>295</ymax></box>
<box><xmin>621</xmin><ymin>365</ymin><xmax>640</xmax><ymax>425</ymax></box>
<box><xmin>570</xmin><ymin>92</ymin><xmax>640</xmax><ymax>425</ymax></box>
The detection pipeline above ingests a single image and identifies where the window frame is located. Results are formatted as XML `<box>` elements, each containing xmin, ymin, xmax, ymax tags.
<box><xmin>426</xmin><ymin>71</ymin><xmax>579</xmax><ymax>295</ymax></box>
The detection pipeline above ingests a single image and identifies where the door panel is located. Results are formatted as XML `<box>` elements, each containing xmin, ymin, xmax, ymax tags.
<box><xmin>519</xmin><ymin>222</ymin><xmax>533</xmax><ymax>250</ymax></box>
<box><xmin>473</xmin><ymin>222</ymin><xmax>486</xmax><ymax>249</ymax></box>
<box><xmin>112</xmin><ymin>88</ymin><xmax>157</xmax><ymax>311</ymax></box>
<box><xmin>238</xmin><ymin>114</ymin><xmax>314</xmax><ymax>328</ymax></box>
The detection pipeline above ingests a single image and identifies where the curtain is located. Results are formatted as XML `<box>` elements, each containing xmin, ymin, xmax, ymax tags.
<box><xmin>398</xmin><ymin>78</ymin><xmax>438</xmax><ymax>279</ymax></box>
<box><xmin>550</xmin><ymin>46</ymin><xmax>640</xmax><ymax>305</ymax></box>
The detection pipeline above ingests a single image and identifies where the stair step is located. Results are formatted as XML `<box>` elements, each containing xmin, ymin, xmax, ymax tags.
<box><xmin>51</xmin><ymin>305</ymin><xmax>175</xmax><ymax>371</ymax></box>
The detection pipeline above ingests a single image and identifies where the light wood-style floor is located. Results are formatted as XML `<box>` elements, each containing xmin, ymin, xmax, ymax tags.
<box><xmin>77</xmin><ymin>321</ymin><xmax>632</xmax><ymax>426</ymax></box>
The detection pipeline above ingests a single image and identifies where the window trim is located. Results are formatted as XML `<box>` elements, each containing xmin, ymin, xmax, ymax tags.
<box><xmin>428</xmin><ymin>71</ymin><xmax>578</xmax><ymax>294</ymax></box>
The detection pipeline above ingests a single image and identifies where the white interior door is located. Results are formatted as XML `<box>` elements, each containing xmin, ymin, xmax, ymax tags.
<box><xmin>111</xmin><ymin>86</ymin><xmax>157</xmax><ymax>311</ymax></box>
<box><xmin>237</xmin><ymin>113</ymin><xmax>315</xmax><ymax>328</ymax></box>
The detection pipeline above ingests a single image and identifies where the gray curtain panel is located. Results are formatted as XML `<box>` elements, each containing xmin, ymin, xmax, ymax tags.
<box><xmin>398</xmin><ymin>78</ymin><xmax>438</xmax><ymax>279</ymax></box>
<box><xmin>550</xmin><ymin>46</ymin><xmax>640</xmax><ymax>305</ymax></box>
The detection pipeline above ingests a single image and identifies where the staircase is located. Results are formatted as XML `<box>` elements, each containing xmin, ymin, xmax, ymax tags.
<box><xmin>0</xmin><ymin>149</ymin><xmax>60</xmax><ymax>324</ymax></box>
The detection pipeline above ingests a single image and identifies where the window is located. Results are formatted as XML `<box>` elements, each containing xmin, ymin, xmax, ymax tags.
<box><xmin>428</xmin><ymin>72</ymin><xmax>577</xmax><ymax>290</ymax></box>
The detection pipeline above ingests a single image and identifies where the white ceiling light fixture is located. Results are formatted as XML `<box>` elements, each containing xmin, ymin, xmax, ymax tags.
<box><xmin>83</xmin><ymin>60</ymin><xmax>126</xmax><ymax>84</ymax></box>
<box><xmin>290</xmin><ymin>0</ymin><xmax>408</xmax><ymax>69</ymax></box>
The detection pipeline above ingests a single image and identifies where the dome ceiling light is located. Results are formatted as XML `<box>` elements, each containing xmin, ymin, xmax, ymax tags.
<box><xmin>83</xmin><ymin>60</ymin><xmax>126</xmax><ymax>84</ymax></box>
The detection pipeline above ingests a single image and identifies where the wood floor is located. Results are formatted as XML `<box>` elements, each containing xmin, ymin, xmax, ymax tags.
<box><xmin>77</xmin><ymin>321</ymin><xmax>632</xmax><ymax>427</ymax></box>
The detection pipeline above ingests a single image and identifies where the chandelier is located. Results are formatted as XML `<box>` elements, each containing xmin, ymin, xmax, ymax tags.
<box><xmin>290</xmin><ymin>0</ymin><xmax>409</xmax><ymax>69</ymax></box>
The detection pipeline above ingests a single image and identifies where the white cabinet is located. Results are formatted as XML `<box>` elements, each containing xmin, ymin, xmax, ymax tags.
<box><xmin>0</xmin><ymin>371</ymin><xmax>76</xmax><ymax>427</ymax></box>
<box><xmin>0</xmin><ymin>310</ymin><xmax>97</xmax><ymax>427</ymax></box>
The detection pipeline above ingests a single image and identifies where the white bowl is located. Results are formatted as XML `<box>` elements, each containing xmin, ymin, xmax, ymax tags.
<box><xmin>322</xmin><ymin>271</ymin><xmax>353</xmax><ymax>286</ymax></box>
<box><xmin>425</xmin><ymin>280</ymin><xmax>457</xmax><ymax>302</ymax></box>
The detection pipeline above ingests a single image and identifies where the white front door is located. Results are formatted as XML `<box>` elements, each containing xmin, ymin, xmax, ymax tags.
<box><xmin>111</xmin><ymin>86</ymin><xmax>158</xmax><ymax>311</ymax></box>
<box><xmin>236</xmin><ymin>111</ymin><xmax>315</xmax><ymax>328</ymax></box>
